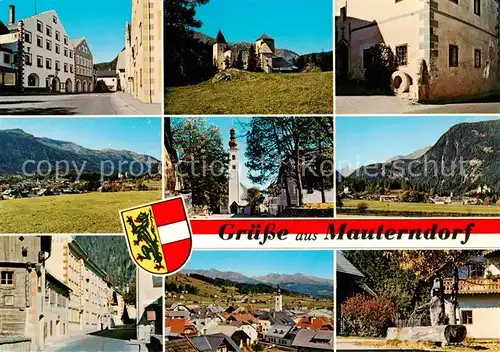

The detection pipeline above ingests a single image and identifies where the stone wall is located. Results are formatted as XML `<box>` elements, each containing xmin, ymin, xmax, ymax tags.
<box><xmin>0</xmin><ymin>268</ymin><xmax>27</xmax><ymax>336</ymax></box>
<box><xmin>338</xmin><ymin>0</ymin><xmax>500</xmax><ymax>101</ymax></box>
<box><xmin>427</xmin><ymin>0</ymin><xmax>500</xmax><ymax>100</ymax></box>
<box><xmin>0</xmin><ymin>337</ymin><xmax>31</xmax><ymax>352</ymax></box>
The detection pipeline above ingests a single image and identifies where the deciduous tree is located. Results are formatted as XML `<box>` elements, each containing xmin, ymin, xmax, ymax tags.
<box><xmin>172</xmin><ymin>118</ymin><xmax>228</xmax><ymax>211</ymax></box>
<box><xmin>387</xmin><ymin>250</ymin><xmax>484</xmax><ymax>324</ymax></box>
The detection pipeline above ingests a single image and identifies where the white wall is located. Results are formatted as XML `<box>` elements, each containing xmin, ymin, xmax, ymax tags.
<box><xmin>228</xmin><ymin>147</ymin><xmax>241</xmax><ymax>209</ymax></box>
<box><xmin>430</xmin><ymin>0</ymin><xmax>500</xmax><ymax>99</ymax></box>
<box><xmin>337</xmin><ymin>0</ymin><xmax>425</xmax><ymax>81</ymax></box>
<box><xmin>458</xmin><ymin>296</ymin><xmax>500</xmax><ymax>339</ymax></box>
<box><xmin>22</xmin><ymin>10</ymin><xmax>75</xmax><ymax>91</ymax></box>
<box><xmin>97</xmin><ymin>77</ymin><xmax>118</xmax><ymax>91</ymax></box>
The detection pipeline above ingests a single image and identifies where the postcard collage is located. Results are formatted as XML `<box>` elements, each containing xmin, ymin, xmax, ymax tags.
<box><xmin>1</xmin><ymin>0</ymin><xmax>500</xmax><ymax>351</ymax></box>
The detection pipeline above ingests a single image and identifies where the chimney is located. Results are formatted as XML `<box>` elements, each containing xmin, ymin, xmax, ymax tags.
<box><xmin>9</xmin><ymin>5</ymin><xmax>15</xmax><ymax>24</ymax></box>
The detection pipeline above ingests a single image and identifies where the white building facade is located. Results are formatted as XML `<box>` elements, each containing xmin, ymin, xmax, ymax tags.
<box><xmin>18</xmin><ymin>10</ymin><xmax>75</xmax><ymax>92</ymax></box>
<box><xmin>268</xmin><ymin>179</ymin><xmax>334</xmax><ymax>216</ymax></box>
<box><xmin>445</xmin><ymin>251</ymin><xmax>500</xmax><ymax>339</ymax></box>
<box><xmin>336</xmin><ymin>0</ymin><xmax>500</xmax><ymax>101</ymax></box>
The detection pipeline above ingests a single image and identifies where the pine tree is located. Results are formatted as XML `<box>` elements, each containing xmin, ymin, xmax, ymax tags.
<box><xmin>235</xmin><ymin>52</ymin><xmax>244</xmax><ymax>69</ymax></box>
<box><xmin>247</xmin><ymin>44</ymin><xmax>258</xmax><ymax>72</ymax></box>
<box><xmin>310</xmin><ymin>53</ymin><xmax>317</xmax><ymax>65</ymax></box>
<box><xmin>165</xmin><ymin>0</ymin><xmax>215</xmax><ymax>87</ymax></box>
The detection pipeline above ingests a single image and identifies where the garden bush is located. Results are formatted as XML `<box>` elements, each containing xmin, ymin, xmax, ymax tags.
<box><xmin>342</xmin><ymin>293</ymin><xmax>397</xmax><ymax>337</ymax></box>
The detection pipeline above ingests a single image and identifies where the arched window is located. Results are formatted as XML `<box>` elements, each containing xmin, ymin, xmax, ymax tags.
<box><xmin>27</xmin><ymin>73</ymin><xmax>39</xmax><ymax>87</ymax></box>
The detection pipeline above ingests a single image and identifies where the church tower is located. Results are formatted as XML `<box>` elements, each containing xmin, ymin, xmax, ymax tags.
<box><xmin>228</xmin><ymin>127</ymin><xmax>241</xmax><ymax>214</ymax></box>
<box><xmin>213</xmin><ymin>30</ymin><xmax>228</xmax><ymax>70</ymax></box>
<box><xmin>274</xmin><ymin>284</ymin><xmax>283</xmax><ymax>312</ymax></box>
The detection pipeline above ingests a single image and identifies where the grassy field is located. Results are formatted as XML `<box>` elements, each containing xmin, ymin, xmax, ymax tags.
<box><xmin>0</xmin><ymin>190</ymin><xmax>161</xmax><ymax>233</ymax></box>
<box><xmin>342</xmin><ymin>199</ymin><xmax>500</xmax><ymax>215</ymax></box>
<box><xmin>165</xmin><ymin>71</ymin><xmax>333</xmax><ymax>114</ymax></box>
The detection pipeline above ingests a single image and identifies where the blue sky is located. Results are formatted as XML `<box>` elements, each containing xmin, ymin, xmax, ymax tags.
<box><xmin>174</xmin><ymin>117</ymin><xmax>259</xmax><ymax>188</ymax></box>
<box><xmin>196</xmin><ymin>0</ymin><xmax>333</xmax><ymax>55</ymax></box>
<box><xmin>336</xmin><ymin>116</ymin><xmax>500</xmax><ymax>171</ymax></box>
<box><xmin>0</xmin><ymin>118</ymin><xmax>162</xmax><ymax>159</ymax></box>
<box><xmin>0</xmin><ymin>0</ymin><xmax>129</xmax><ymax>62</ymax></box>
<box><xmin>205</xmin><ymin>117</ymin><xmax>257</xmax><ymax>188</ymax></box>
<box><xmin>185</xmin><ymin>250</ymin><xmax>334</xmax><ymax>279</ymax></box>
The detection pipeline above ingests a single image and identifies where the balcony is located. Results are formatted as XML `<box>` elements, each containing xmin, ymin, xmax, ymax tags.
<box><xmin>444</xmin><ymin>278</ymin><xmax>500</xmax><ymax>294</ymax></box>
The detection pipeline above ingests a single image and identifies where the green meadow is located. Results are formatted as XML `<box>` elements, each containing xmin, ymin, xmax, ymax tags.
<box><xmin>0</xmin><ymin>190</ymin><xmax>162</xmax><ymax>233</ymax></box>
<box><xmin>165</xmin><ymin>71</ymin><xmax>334</xmax><ymax>114</ymax></box>
<box><xmin>342</xmin><ymin>199</ymin><xmax>500</xmax><ymax>215</ymax></box>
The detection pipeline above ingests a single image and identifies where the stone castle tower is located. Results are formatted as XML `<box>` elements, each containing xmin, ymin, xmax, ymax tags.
<box><xmin>275</xmin><ymin>284</ymin><xmax>283</xmax><ymax>312</ymax></box>
<box><xmin>256</xmin><ymin>33</ymin><xmax>275</xmax><ymax>73</ymax></box>
<box><xmin>213</xmin><ymin>31</ymin><xmax>278</xmax><ymax>72</ymax></box>
<box><xmin>228</xmin><ymin>127</ymin><xmax>241</xmax><ymax>214</ymax></box>
<box><xmin>213</xmin><ymin>30</ymin><xmax>228</xmax><ymax>70</ymax></box>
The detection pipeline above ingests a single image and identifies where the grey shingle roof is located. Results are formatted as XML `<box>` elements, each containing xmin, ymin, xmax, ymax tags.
<box><xmin>190</xmin><ymin>336</ymin><xmax>212</xmax><ymax>351</ymax></box>
<box><xmin>257</xmin><ymin>33</ymin><xmax>273</xmax><ymax>40</ymax></box>
<box><xmin>266</xmin><ymin>324</ymin><xmax>293</xmax><ymax>339</ymax></box>
<box><xmin>337</xmin><ymin>252</ymin><xmax>365</xmax><ymax>278</ymax></box>
<box><xmin>214</xmin><ymin>30</ymin><xmax>227</xmax><ymax>44</ymax></box>
<box><xmin>190</xmin><ymin>334</ymin><xmax>241</xmax><ymax>352</ymax></box>
<box><xmin>291</xmin><ymin>329</ymin><xmax>334</xmax><ymax>350</ymax></box>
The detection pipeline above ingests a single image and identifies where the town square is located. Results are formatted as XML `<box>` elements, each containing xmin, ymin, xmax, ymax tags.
<box><xmin>0</xmin><ymin>0</ymin><xmax>162</xmax><ymax>115</ymax></box>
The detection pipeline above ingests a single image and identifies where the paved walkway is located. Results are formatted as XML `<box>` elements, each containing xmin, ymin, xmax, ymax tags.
<box><xmin>337</xmin><ymin>95</ymin><xmax>500</xmax><ymax>114</ymax></box>
<box><xmin>336</xmin><ymin>96</ymin><xmax>431</xmax><ymax>114</ymax></box>
<box><xmin>110</xmin><ymin>92</ymin><xmax>162</xmax><ymax>116</ymax></box>
<box><xmin>337</xmin><ymin>338</ymin><xmax>434</xmax><ymax>351</ymax></box>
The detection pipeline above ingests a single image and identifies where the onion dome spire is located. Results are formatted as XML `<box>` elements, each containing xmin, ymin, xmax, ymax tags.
<box><xmin>229</xmin><ymin>128</ymin><xmax>238</xmax><ymax>149</ymax></box>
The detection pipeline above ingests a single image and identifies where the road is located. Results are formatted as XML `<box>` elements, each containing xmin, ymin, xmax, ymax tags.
<box><xmin>0</xmin><ymin>93</ymin><xmax>161</xmax><ymax>115</ymax></box>
<box><xmin>46</xmin><ymin>327</ymin><xmax>139</xmax><ymax>352</ymax></box>
<box><xmin>47</xmin><ymin>335</ymin><xmax>138</xmax><ymax>352</ymax></box>
<box><xmin>336</xmin><ymin>95</ymin><xmax>500</xmax><ymax>114</ymax></box>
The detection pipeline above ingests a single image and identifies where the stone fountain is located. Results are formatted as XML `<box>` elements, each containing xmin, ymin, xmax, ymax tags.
<box><xmin>386</xmin><ymin>277</ymin><xmax>467</xmax><ymax>346</ymax></box>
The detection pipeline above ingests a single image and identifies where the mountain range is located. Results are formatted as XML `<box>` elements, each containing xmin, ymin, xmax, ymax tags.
<box><xmin>346</xmin><ymin>120</ymin><xmax>500</xmax><ymax>194</ymax></box>
<box><xmin>339</xmin><ymin>146</ymin><xmax>432</xmax><ymax>178</ymax></box>
<box><xmin>194</xmin><ymin>32</ymin><xmax>300</xmax><ymax>64</ymax></box>
<box><xmin>386</xmin><ymin>146</ymin><xmax>432</xmax><ymax>163</ymax></box>
<box><xmin>183</xmin><ymin>268</ymin><xmax>333</xmax><ymax>297</ymax></box>
<box><xmin>0</xmin><ymin>129</ymin><xmax>159</xmax><ymax>175</ymax></box>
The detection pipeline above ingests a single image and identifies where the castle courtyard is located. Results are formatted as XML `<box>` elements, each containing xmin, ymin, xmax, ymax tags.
<box><xmin>337</xmin><ymin>95</ymin><xmax>500</xmax><ymax>114</ymax></box>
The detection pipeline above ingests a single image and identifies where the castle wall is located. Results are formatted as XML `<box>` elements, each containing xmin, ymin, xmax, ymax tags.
<box><xmin>337</xmin><ymin>0</ymin><xmax>500</xmax><ymax>101</ymax></box>
<box><xmin>427</xmin><ymin>0</ymin><xmax>500</xmax><ymax>100</ymax></box>
<box><xmin>337</xmin><ymin>0</ymin><xmax>426</xmax><ymax>82</ymax></box>
<box><xmin>213</xmin><ymin>43</ymin><xmax>227</xmax><ymax>70</ymax></box>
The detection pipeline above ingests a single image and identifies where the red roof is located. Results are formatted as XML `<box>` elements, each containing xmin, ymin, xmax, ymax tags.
<box><xmin>226</xmin><ymin>313</ymin><xmax>256</xmax><ymax>323</ymax></box>
<box><xmin>165</xmin><ymin>318</ymin><xmax>198</xmax><ymax>335</ymax></box>
<box><xmin>296</xmin><ymin>317</ymin><xmax>333</xmax><ymax>330</ymax></box>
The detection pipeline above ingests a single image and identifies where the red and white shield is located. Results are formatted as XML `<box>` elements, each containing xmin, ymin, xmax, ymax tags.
<box><xmin>150</xmin><ymin>197</ymin><xmax>193</xmax><ymax>273</ymax></box>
